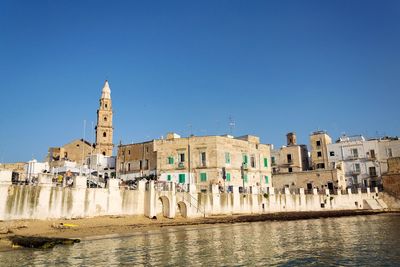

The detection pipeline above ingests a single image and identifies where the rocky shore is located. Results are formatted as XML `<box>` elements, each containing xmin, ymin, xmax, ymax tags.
<box><xmin>0</xmin><ymin>210</ymin><xmax>391</xmax><ymax>251</ymax></box>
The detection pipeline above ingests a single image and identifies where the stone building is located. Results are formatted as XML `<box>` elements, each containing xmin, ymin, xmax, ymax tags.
<box><xmin>272</xmin><ymin>165</ymin><xmax>346</xmax><ymax>192</ymax></box>
<box><xmin>48</xmin><ymin>139</ymin><xmax>93</xmax><ymax>166</ymax></box>
<box><xmin>382</xmin><ymin>157</ymin><xmax>400</xmax><ymax>198</ymax></box>
<box><xmin>271</xmin><ymin>132</ymin><xmax>309</xmax><ymax>174</ymax></box>
<box><xmin>309</xmin><ymin>131</ymin><xmax>332</xmax><ymax>170</ymax></box>
<box><xmin>117</xmin><ymin>133</ymin><xmax>272</xmax><ymax>191</ymax></box>
<box><xmin>0</xmin><ymin>162</ymin><xmax>26</xmax><ymax>181</ymax></box>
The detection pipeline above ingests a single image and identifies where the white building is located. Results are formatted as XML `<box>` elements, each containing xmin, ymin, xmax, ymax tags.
<box><xmin>327</xmin><ymin>135</ymin><xmax>400</xmax><ymax>188</ymax></box>
<box><xmin>25</xmin><ymin>159</ymin><xmax>50</xmax><ymax>181</ymax></box>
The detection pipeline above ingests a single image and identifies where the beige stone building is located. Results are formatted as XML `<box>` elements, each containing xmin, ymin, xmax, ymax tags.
<box><xmin>48</xmin><ymin>139</ymin><xmax>93</xmax><ymax>167</ymax></box>
<box><xmin>271</xmin><ymin>132</ymin><xmax>309</xmax><ymax>174</ymax></box>
<box><xmin>117</xmin><ymin>133</ymin><xmax>272</xmax><ymax>191</ymax></box>
<box><xmin>272</xmin><ymin>165</ymin><xmax>346</xmax><ymax>192</ymax></box>
<box><xmin>0</xmin><ymin>162</ymin><xmax>26</xmax><ymax>181</ymax></box>
<box><xmin>310</xmin><ymin>131</ymin><xmax>332</xmax><ymax>170</ymax></box>
<box><xmin>382</xmin><ymin>157</ymin><xmax>400</xmax><ymax>198</ymax></box>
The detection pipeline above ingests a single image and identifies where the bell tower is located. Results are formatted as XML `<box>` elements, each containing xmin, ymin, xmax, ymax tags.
<box><xmin>95</xmin><ymin>80</ymin><xmax>113</xmax><ymax>156</ymax></box>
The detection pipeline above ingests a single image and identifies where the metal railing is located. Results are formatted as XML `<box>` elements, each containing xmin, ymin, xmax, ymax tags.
<box><xmin>181</xmin><ymin>191</ymin><xmax>206</xmax><ymax>218</ymax></box>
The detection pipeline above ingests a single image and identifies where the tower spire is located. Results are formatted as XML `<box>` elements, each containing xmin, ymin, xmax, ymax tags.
<box><xmin>101</xmin><ymin>80</ymin><xmax>111</xmax><ymax>99</ymax></box>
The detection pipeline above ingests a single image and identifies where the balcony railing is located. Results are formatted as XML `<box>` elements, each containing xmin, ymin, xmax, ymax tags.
<box><xmin>177</xmin><ymin>162</ymin><xmax>185</xmax><ymax>169</ymax></box>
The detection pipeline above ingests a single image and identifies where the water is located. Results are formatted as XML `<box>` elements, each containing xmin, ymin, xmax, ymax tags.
<box><xmin>1</xmin><ymin>214</ymin><xmax>399</xmax><ymax>266</ymax></box>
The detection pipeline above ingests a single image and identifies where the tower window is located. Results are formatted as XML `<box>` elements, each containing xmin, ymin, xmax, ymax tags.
<box><xmin>105</xmin><ymin>104</ymin><xmax>108</xmax><ymax>108</ymax></box>
<box><xmin>102</xmin><ymin>151</ymin><xmax>106</xmax><ymax>156</ymax></box>
<box><xmin>104</xmin><ymin>117</ymin><xmax>107</xmax><ymax>122</ymax></box>
<box><xmin>103</xmin><ymin>132</ymin><xmax>107</xmax><ymax>137</ymax></box>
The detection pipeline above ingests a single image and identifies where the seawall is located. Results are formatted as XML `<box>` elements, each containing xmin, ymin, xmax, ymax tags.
<box><xmin>0</xmin><ymin>178</ymin><xmax>388</xmax><ymax>221</ymax></box>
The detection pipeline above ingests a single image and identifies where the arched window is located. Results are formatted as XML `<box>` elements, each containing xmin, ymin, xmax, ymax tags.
<box><xmin>104</xmin><ymin>117</ymin><xmax>107</xmax><ymax>122</ymax></box>
<box><xmin>103</xmin><ymin>132</ymin><xmax>107</xmax><ymax>137</ymax></box>
<box><xmin>102</xmin><ymin>151</ymin><xmax>106</xmax><ymax>156</ymax></box>
<box><xmin>105</xmin><ymin>103</ymin><xmax>108</xmax><ymax>108</ymax></box>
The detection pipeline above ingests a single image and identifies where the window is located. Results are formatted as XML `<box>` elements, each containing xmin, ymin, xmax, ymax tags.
<box><xmin>167</xmin><ymin>156</ymin><xmax>174</xmax><ymax>164</ymax></box>
<box><xmin>317</xmin><ymin>151</ymin><xmax>322</xmax><ymax>157</ymax></box>
<box><xmin>127</xmin><ymin>163</ymin><xmax>131</xmax><ymax>172</ymax></box>
<box><xmin>200</xmin><ymin>152</ymin><xmax>206</xmax><ymax>167</ymax></box>
<box><xmin>103</xmin><ymin>132</ymin><xmax>107</xmax><ymax>138</ymax></box>
<box><xmin>179</xmin><ymin>153</ymin><xmax>185</xmax><ymax>163</ymax></box>
<box><xmin>317</xmin><ymin>163</ymin><xmax>325</xmax><ymax>169</ymax></box>
<box><xmin>288</xmin><ymin>167</ymin><xmax>293</xmax><ymax>173</ymax></box>
<box><xmin>200</xmin><ymin>172</ymin><xmax>207</xmax><ymax>182</ymax></box>
<box><xmin>354</xmin><ymin>163</ymin><xmax>361</xmax><ymax>173</ymax></box>
<box><xmin>105</xmin><ymin>103</ymin><xmax>108</xmax><ymax>108</ymax></box>
<box><xmin>243</xmin><ymin>174</ymin><xmax>248</xmax><ymax>183</ymax></box>
<box><xmin>370</xmin><ymin>150</ymin><xmax>375</xmax><ymax>159</ymax></box>
<box><xmin>104</xmin><ymin>117</ymin><xmax>107</xmax><ymax>122</ymax></box>
<box><xmin>264</xmin><ymin>158</ymin><xmax>268</xmax><ymax>168</ymax></box>
<box><xmin>316</xmin><ymin>140</ymin><xmax>321</xmax><ymax>147</ymax></box>
<box><xmin>287</xmin><ymin>154</ymin><xmax>292</xmax><ymax>163</ymax></box>
<box><xmin>179</xmin><ymin>174</ymin><xmax>185</xmax><ymax>184</ymax></box>
<box><xmin>250</xmin><ymin>156</ymin><xmax>255</xmax><ymax>168</ymax></box>
<box><xmin>369</xmin><ymin>167</ymin><xmax>377</xmax><ymax>176</ymax></box>
<box><xmin>128</xmin><ymin>150</ymin><xmax>131</xmax><ymax>155</ymax></box>
<box><xmin>271</xmin><ymin>157</ymin><xmax>275</xmax><ymax>165</ymax></box>
<box><xmin>146</xmin><ymin>147</ymin><xmax>149</xmax><ymax>153</ymax></box>
<box><xmin>330</xmin><ymin>151</ymin><xmax>335</xmax><ymax>156</ymax></box>
<box><xmin>265</xmin><ymin>176</ymin><xmax>269</xmax><ymax>184</ymax></box>
<box><xmin>226</xmin><ymin>173</ymin><xmax>231</xmax><ymax>182</ymax></box>
<box><xmin>167</xmin><ymin>174</ymin><xmax>172</xmax><ymax>181</ymax></box>
<box><xmin>243</xmin><ymin>154</ymin><xmax>248</xmax><ymax>164</ymax></box>
<box><xmin>225</xmin><ymin>152</ymin><xmax>231</xmax><ymax>164</ymax></box>
<box><xmin>351</xmin><ymin>148</ymin><xmax>358</xmax><ymax>158</ymax></box>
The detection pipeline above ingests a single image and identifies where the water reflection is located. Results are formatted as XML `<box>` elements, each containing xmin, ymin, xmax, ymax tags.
<box><xmin>1</xmin><ymin>215</ymin><xmax>400</xmax><ymax>266</ymax></box>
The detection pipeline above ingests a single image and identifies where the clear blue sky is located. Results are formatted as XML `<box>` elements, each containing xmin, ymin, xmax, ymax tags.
<box><xmin>1</xmin><ymin>0</ymin><xmax>399</xmax><ymax>162</ymax></box>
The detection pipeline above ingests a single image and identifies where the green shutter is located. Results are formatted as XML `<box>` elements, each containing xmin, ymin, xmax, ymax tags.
<box><xmin>244</xmin><ymin>174</ymin><xmax>248</xmax><ymax>183</ymax></box>
<box><xmin>167</xmin><ymin>174</ymin><xmax>171</xmax><ymax>181</ymax></box>
<box><xmin>265</xmin><ymin>175</ymin><xmax>269</xmax><ymax>184</ymax></box>
<box><xmin>264</xmin><ymin>158</ymin><xmax>268</xmax><ymax>167</ymax></box>
<box><xmin>200</xmin><ymin>173</ymin><xmax>207</xmax><ymax>182</ymax></box>
<box><xmin>243</xmin><ymin>155</ymin><xmax>248</xmax><ymax>164</ymax></box>
<box><xmin>179</xmin><ymin>174</ymin><xmax>185</xmax><ymax>183</ymax></box>
<box><xmin>168</xmin><ymin>157</ymin><xmax>174</xmax><ymax>164</ymax></box>
<box><xmin>225</xmin><ymin>152</ymin><xmax>230</xmax><ymax>164</ymax></box>
<box><xmin>226</xmin><ymin>173</ymin><xmax>231</xmax><ymax>182</ymax></box>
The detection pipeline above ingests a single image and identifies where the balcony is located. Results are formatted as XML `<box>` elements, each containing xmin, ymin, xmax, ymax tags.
<box><xmin>177</xmin><ymin>162</ymin><xmax>185</xmax><ymax>169</ymax></box>
<box><xmin>346</xmin><ymin>170</ymin><xmax>361</xmax><ymax>176</ymax></box>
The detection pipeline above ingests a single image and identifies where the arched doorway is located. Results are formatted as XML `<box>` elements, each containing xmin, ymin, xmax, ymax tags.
<box><xmin>157</xmin><ymin>196</ymin><xmax>170</xmax><ymax>218</ymax></box>
<box><xmin>176</xmin><ymin>201</ymin><xmax>188</xmax><ymax>218</ymax></box>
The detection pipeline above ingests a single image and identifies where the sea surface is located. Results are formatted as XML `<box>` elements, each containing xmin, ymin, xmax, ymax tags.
<box><xmin>1</xmin><ymin>214</ymin><xmax>399</xmax><ymax>266</ymax></box>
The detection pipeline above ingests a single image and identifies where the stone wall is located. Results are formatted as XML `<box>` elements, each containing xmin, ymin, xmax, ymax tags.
<box><xmin>0</xmin><ymin>178</ymin><xmax>387</xmax><ymax>221</ymax></box>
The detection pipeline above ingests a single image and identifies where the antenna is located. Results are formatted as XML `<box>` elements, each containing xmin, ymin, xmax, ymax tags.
<box><xmin>188</xmin><ymin>124</ymin><xmax>193</xmax><ymax>136</ymax></box>
<box><xmin>228</xmin><ymin>116</ymin><xmax>236</xmax><ymax>135</ymax></box>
